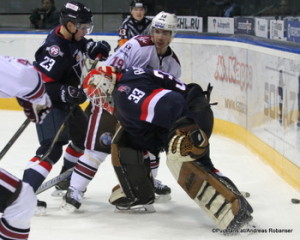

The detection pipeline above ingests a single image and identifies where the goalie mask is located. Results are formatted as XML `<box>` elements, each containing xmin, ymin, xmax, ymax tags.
<box><xmin>83</xmin><ymin>66</ymin><xmax>121</xmax><ymax>114</ymax></box>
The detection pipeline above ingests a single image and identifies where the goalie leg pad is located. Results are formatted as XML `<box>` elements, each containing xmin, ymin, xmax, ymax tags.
<box><xmin>167</xmin><ymin>159</ymin><xmax>253</xmax><ymax>233</ymax></box>
<box><xmin>111</xmin><ymin>143</ymin><xmax>155</xmax><ymax>207</ymax></box>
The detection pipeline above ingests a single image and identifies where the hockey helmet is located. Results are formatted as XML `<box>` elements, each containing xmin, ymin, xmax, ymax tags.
<box><xmin>150</xmin><ymin>11</ymin><xmax>177</xmax><ymax>37</ymax></box>
<box><xmin>130</xmin><ymin>0</ymin><xmax>147</xmax><ymax>10</ymax></box>
<box><xmin>60</xmin><ymin>1</ymin><xmax>93</xmax><ymax>28</ymax></box>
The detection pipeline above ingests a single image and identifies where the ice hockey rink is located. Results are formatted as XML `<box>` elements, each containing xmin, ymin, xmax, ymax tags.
<box><xmin>0</xmin><ymin>109</ymin><xmax>300</xmax><ymax>240</ymax></box>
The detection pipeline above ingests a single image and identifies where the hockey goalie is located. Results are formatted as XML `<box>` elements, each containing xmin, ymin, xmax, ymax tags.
<box><xmin>83</xmin><ymin>66</ymin><xmax>253</xmax><ymax>233</ymax></box>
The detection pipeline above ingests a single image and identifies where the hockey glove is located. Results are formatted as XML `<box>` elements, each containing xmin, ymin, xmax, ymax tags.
<box><xmin>17</xmin><ymin>94</ymin><xmax>52</xmax><ymax>124</ymax></box>
<box><xmin>86</xmin><ymin>40</ymin><xmax>111</xmax><ymax>61</ymax></box>
<box><xmin>168</xmin><ymin>126</ymin><xmax>209</xmax><ymax>162</ymax></box>
<box><xmin>60</xmin><ymin>85</ymin><xmax>87</xmax><ymax>104</ymax></box>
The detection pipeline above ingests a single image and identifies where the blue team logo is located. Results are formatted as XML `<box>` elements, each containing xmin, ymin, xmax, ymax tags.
<box><xmin>99</xmin><ymin>132</ymin><xmax>113</xmax><ymax>147</ymax></box>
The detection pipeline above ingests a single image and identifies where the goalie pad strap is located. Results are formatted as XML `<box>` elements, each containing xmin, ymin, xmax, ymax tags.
<box><xmin>178</xmin><ymin>162</ymin><xmax>236</xmax><ymax>201</ymax></box>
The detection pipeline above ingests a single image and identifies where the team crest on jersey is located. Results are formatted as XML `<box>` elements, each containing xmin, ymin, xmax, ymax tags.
<box><xmin>117</xmin><ymin>85</ymin><xmax>131</xmax><ymax>94</ymax></box>
<box><xmin>135</xmin><ymin>35</ymin><xmax>152</xmax><ymax>46</ymax></box>
<box><xmin>46</xmin><ymin>45</ymin><xmax>63</xmax><ymax>57</ymax></box>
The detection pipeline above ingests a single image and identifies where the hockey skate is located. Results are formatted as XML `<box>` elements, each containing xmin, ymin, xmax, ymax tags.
<box><xmin>35</xmin><ymin>199</ymin><xmax>47</xmax><ymax>216</ymax></box>
<box><xmin>110</xmin><ymin>185</ymin><xmax>156</xmax><ymax>214</ymax></box>
<box><xmin>60</xmin><ymin>187</ymin><xmax>84</xmax><ymax>212</ymax></box>
<box><xmin>154</xmin><ymin>179</ymin><xmax>171</xmax><ymax>203</ymax></box>
<box><xmin>51</xmin><ymin>178</ymin><xmax>70</xmax><ymax>197</ymax></box>
<box><xmin>114</xmin><ymin>203</ymin><xmax>156</xmax><ymax>214</ymax></box>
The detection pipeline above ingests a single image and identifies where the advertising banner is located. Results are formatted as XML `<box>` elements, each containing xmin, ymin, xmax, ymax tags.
<box><xmin>255</xmin><ymin>18</ymin><xmax>269</xmax><ymax>38</ymax></box>
<box><xmin>287</xmin><ymin>21</ymin><xmax>300</xmax><ymax>43</ymax></box>
<box><xmin>177</xmin><ymin>16</ymin><xmax>203</xmax><ymax>33</ymax></box>
<box><xmin>207</xmin><ymin>17</ymin><xmax>234</xmax><ymax>34</ymax></box>
<box><xmin>270</xmin><ymin>20</ymin><xmax>285</xmax><ymax>40</ymax></box>
<box><xmin>234</xmin><ymin>17</ymin><xmax>255</xmax><ymax>35</ymax></box>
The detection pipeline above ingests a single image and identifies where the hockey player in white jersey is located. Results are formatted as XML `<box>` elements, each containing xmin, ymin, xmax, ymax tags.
<box><xmin>62</xmin><ymin>12</ymin><xmax>180</xmax><ymax>210</ymax></box>
<box><xmin>0</xmin><ymin>55</ymin><xmax>51</xmax><ymax>240</ymax></box>
<box><xmin>0</xmin><ymin>56</ymin><xmax>51</xmax><ymax>124</ymax></box>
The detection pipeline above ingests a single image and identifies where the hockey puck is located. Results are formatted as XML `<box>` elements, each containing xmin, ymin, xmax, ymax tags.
<box><xmin>291</xmin><ymin>198</ymin><xmax>300</xmax><ymax>204</ymax></box>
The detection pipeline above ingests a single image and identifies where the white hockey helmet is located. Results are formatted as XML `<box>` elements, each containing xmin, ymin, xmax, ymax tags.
<box><xmin>150</xmin><ymin>11</ymin><xmax>178</xmax><ymax>37</ymax></box>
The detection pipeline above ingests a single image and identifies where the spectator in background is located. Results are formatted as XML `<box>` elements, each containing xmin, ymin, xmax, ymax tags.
<box><xmin>205</xmin><ymin>0</ymin><xmax>241</xmax><ymax>17</ymax></box>
<box><xmin>29</xmin><ymin>0</ymin><xmax>60</xmax><ymax>29</ymax></box>
<box><xmin>224</xmin><ymin>0</ymin><xmax>241</xmax><ymax>17</ymax></box>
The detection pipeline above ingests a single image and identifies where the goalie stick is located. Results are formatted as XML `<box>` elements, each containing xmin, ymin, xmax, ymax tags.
<box><xmin>0</xmin><ymin>118</ymin><xmax>31</xmax><ymax>161</ymax></box>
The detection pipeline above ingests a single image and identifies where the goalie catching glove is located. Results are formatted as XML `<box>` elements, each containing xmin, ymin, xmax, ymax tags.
<box><xmin>168</xmin><ymin>123</ymin><xmax>209</xmax><ymax>162</ymax></box>
<box><xmin>83</xmin><ymin>66</ymin><xmax>122</xmax><ymax>114</ymax></box>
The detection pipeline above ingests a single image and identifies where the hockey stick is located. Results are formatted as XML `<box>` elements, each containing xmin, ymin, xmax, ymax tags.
<box><xmin>36</xmin><ymin>167</ymin><xmax>74</xmax><ymax>194</ymax></box>
<box><xmin>0</xmin><ymin>118</ymin><xmax>31</xmax><ymax>161</ymax></box>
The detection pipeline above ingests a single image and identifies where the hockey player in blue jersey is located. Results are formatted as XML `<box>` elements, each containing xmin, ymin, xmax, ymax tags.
<box><xmin>22</xmin><ymin>1</ymin><xmax>111</xmax><ymax>198</ymax></box>
<box><xmin>83</xmin><ymin>66</ymin><xmax>254</xmax><ymax>233</ymax></box>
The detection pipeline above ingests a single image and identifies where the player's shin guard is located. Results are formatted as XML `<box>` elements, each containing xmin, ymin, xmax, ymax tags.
<box><xmin>167</xmin><ymin>159</ymin><xmax>253</xmax><ymax>233</ymax></box>
<box><xmin>22</xmin><ymin>156</ymin><xmax>53</xmax><ymax>192</ymax></box>
<box><xmin>62</xmin><ymin>143</ymin><xmax>84</xmax><ymax>170</ymax></box>
<box><xmin>54</xmin><ymin>143</ymin><xmax>84</xmax><ymax>193</ymax></box>
<box><xmin>70</xmin><ymin>149</ymin><xmax>107</xmax><ymax>193</ymax></box>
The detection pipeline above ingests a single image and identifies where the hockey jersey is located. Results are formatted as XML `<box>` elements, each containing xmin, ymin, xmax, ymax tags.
<box><xmin>0</xmin><ymin>56</ymin><xmax>45</xmax><ymax>102</ymax></box>
<box><xmin>105</xmin><ymin>35</ymin><xmax>181</xmax><ymax>79</ymax></box>
<box><xmin>34</xmin><ymin>26</ymin><xmax>88</xmax><ymax>104</ymax></box>
<box><xmin>113</xmin><ymin>67</ymin><xmax>186</xmax><ymax>139</ymax></box>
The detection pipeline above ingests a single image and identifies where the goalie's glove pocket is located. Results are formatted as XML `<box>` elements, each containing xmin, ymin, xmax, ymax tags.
<box><xmin>168</xmin><ymin>128</ymin><xmax>208</xmax><ymax>162</ymax></box>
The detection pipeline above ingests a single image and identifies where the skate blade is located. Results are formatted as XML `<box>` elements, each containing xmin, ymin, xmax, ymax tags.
<box><xmin>51</xmin><ymin>189</ymin><xmax>66</xmax><ymax>197</ymax></box>
<box><xmin>155</xmin><ymin>194</ymin><xmax>171</xmax><ymax>203</ymax></box>
<box><xmin>114</xmin><ymin>204</ymin><xmax>156</xmax><ymax>214</ymax></box>
<box><xmin>60</xmin><ymin>201</ymin><xmax>78</xmax><ymax>212</ymax></box>
<box><xmin>35</xmin><ymin>206</ymin><xmax>47</xmax><ymax>216</ymax></box>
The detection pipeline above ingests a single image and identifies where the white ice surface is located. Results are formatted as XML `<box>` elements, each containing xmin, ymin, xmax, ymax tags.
<box><xmin>0</xmin><ymin>110</ymin><xmax>299</xmax><ymax>240</ymax></box>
